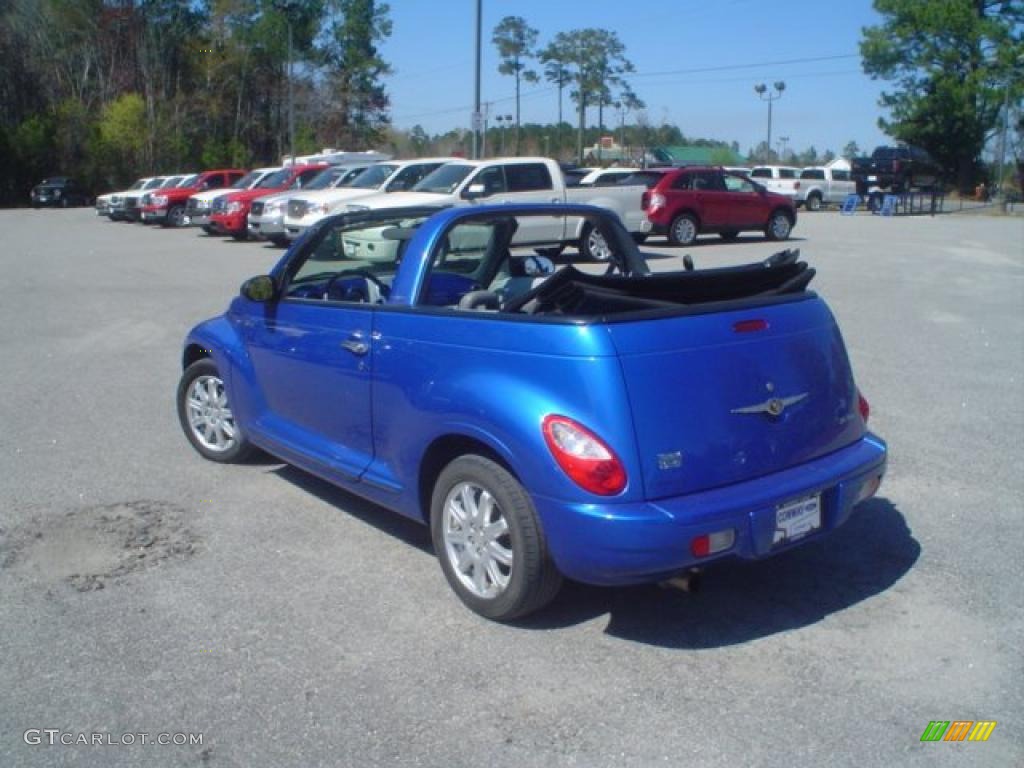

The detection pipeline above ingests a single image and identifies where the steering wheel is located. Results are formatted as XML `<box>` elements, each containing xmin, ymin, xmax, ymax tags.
<box><xmin>322</xmin><ymin>268</ymin><xmax>391</xmax><ymax>302</ymax></box>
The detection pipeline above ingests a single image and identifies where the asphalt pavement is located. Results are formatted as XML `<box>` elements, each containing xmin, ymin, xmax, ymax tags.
<box><xmin>1</xmin><ymin>207</ymin><xmax>1022</xmax><ymax>767</ymax></box>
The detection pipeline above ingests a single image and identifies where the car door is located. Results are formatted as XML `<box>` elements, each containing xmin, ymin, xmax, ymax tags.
<box><xmin>691</xmin><ymin>170</ymin><xmax>732</xmax><ymax>229</ymax></box>
<box><xmin>488</xmin><ymin>163</ymin><xmax>565</xmax><ymax>244</ymax></box>
<box><xmin>238</xmin><ymin>222</ymin><xmax>376</xmax><ymax>480</ymax></box>
<box><xmin>722</xmin><ymin>172</ymin><xmax>767</xmax><ymax>227</ymax></box>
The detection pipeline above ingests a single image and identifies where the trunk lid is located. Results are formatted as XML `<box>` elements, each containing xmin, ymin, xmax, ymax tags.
<box><xmin>607</xmin><ymin>297</ymin><xmax>864</xmax><ymax>499</ymax></box>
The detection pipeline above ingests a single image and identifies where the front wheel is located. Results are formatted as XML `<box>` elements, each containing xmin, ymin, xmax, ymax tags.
<box><xmin>805</xmin><ymin>193</ymin><xmax>822</xmax><ymax>212</ymax></box>
<box><xmin>176</xmin><ymin>359</ymin><xmax>253</xmax><ymax>463</ymax></box>
<box><xmin>667</xmin><ymin>213</ymin><xmax>698</xmax><ymax>246</ymax></box>
<box><xmin>431</xmin><ymin>455</ymin><xmax>562</xmax><ymax>621</ymax></box>
<box><xmin>166</xmin><ymin>205</ymin><xmax>186</xmax><ymax>228</ymax></box>
<box><xmin>765</xmin><ymin>210</ymin><xmax>793</xmax><ymax>241</ymax></box>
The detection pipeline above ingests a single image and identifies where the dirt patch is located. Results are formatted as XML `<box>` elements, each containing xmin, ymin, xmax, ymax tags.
<box><xmin>0</xmin><ymin>500</ymin><xmax>201</xmax><ymax>591</ymax></box>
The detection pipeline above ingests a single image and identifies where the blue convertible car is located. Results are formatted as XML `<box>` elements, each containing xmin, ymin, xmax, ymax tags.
<box><xmin>177</xmin><ymin>204</ymin><xmax>887</xmax><ymax>620</ymax></box>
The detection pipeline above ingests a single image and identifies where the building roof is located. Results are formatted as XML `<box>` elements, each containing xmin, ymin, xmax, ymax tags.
<box><xmin>652</xmin><ymin>145</ymin><xmax>747</xmax><ymax>166</ymax></box>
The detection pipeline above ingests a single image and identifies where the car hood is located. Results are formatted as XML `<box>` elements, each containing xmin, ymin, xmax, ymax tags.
<box><xmin>191</xmin><ymin>189</ymin><xmax>234</xmax><ymax>204</ymax></box>
<box><xmin>291</xmin><ymin>187</ymin><xmax>380</xmax><ymax>205</ymax></box>
<box><xmin>346</xmin><ymin>190</ymin><xmax>448</xmax><ymax>209</ymax></box>
<box><xmin>226</xmin><ymin>187</ymin><xmax>286</xmax><ymax>203</ymax></box>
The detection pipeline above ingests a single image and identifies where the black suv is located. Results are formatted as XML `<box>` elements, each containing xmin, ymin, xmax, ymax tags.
<box><xmin>30</xmin><ymin>177</ymin><xmax>90</xmax><ymax>208</ymax></box>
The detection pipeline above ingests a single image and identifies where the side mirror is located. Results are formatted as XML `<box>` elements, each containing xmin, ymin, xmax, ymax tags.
<box><xmin>240</xmin><ymin>275</ymin><xmax>277</xmax><ymax>302</ymax></box>
<box><xmin>462</xmin><ymin>183</ymin><xmax>487</xmax><ymax>200</ymax></box>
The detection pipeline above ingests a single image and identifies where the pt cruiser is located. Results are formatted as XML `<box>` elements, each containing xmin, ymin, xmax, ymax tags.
<box><xmin>177</xmin><ymin>205</ymin><xmax>887</xmax><ymax>620</ymax></box>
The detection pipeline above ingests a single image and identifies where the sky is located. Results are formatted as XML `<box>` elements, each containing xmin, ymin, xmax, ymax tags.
<box><xmin>378</xmin><ymin>0</ymin><xmax>894</xmax><ymax>156</ymax></box>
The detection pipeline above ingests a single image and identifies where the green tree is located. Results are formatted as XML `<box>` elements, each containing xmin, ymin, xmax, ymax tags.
<box><xmin>860</xmin><ymin>0</ymin><xmax>1024</xmax><ymax>191</ymax></box>
<box><xmin>319</xmin><ymin>0</ymin><xmax>393</xmax><ymax>149</ymax></box>
<box><xmin>538</xmin><ymin>46</ymin><xmax>572</xmax><ymax>156</ymax></box>
<box><xmin>492</xmin><ymin>16</ymin><xmax>539</xmax><ymax>156</ymax></box>
<box><xmin>545</xmin><ymin>28</ymin><xmax>638</xmax><ymax>163</ymax></box>
<box><xmin>842</xmin><ymin>140</ymin><xmax>861</xmax><ymax>158</ymax></box>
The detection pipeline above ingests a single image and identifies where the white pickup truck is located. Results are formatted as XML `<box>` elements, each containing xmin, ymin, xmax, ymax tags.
<box><xmin>282</xmin><ymin>158</ymin><xmax>452</xmax><ymax>242</ymax></box>
<box><xmin>796</xmin><ymin>166</ymin><xmax>856</xmax><ymax>210</ymax></box>
<box><xmin>749</xmin><ymin>166</ymin><xmax>802</xmax><ymax>201</ymax></box>
<box><xmin>341</xmin><ymin>157</ymin><xmax>651</xmax><ymax>260</ymax></box>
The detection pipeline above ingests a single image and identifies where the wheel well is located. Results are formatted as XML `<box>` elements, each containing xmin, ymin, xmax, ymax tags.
<box><xmin>671</xmin><ymin>209</ymin><xmax>701</xmax><ymax>227</ymax></box>
<box><xmin>182</xmin><ymin>343</ymin><xmax>211</xmax><ymax>370</ymax></box>
<box><xmin>418</xmin><ymin>435</ymin><xmax>517</xmax><ymax>524</ymax></box>
<box><xmin>771</xmin><ymin>206</ymin><xmax>795</xmax><ymax>223</ymax></box>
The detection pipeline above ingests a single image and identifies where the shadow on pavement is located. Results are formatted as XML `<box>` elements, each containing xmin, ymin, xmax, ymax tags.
<box><xmin>517</xmin><ymin>497</ymin><xmax>918</xmax><ymax>647</ymax></box>
<box><xmin>265</xmin><ymin>463</ymin><xmax>916</xmax><ymax>647</ymax></box>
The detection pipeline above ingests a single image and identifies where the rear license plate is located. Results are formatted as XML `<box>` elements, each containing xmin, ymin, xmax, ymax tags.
<box><xmin>774</xmin><ymin>494</ymin><xmax>821</xmax><ymax>545</ymax></box>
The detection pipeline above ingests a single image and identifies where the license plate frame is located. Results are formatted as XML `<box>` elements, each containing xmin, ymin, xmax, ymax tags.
<box><xmin>773</xmin><ymin>494</ymin><xmax>821</xmax><ymax>546</ymax></box>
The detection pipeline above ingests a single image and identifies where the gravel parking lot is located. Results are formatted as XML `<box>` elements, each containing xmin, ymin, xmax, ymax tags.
<box><xmin>1</xmin><ymin>208</ymin><xmax>1022</xmax><ymax>768</ymax></box>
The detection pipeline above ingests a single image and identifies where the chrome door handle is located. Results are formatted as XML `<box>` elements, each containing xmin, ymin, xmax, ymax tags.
<box><xmin>341</xmin><ymin>337</ymin><xmax>369</xmax><ymax>356</ymax></box>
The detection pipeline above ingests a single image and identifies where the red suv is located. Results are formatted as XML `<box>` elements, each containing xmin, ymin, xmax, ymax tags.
<box><xmin>643</xmin><ymin>166</ymin><xmax>796</xmax><ymax>246</ymax></box>
<box><xmin>208</xmin><ymin>163</ymin><xmax>327</xmax><ymax>240</ymax></box>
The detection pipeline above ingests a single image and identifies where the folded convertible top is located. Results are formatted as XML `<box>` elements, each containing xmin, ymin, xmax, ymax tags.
<box><xmin>506</xmin><ymin>249</ymin><xmax>816</xmax><ymax>316</ymax></box>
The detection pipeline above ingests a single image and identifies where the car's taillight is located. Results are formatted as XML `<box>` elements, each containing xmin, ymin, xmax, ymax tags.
<box><xmin>857</xmin><ymin>390</ymin><xmax>870</xmax><ymax>423</ymax></box>
<box><xmin>647</xmin><ymin>192</ymin><xmax>666</xmax><ymax>211</ymax></box>
<box><xmin>542</xmin><ymin>415</ymin><xmax>627</xmax><ymax>496</ymax></box>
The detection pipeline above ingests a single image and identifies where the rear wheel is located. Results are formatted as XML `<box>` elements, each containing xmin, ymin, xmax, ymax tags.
<box><xmin>166</xmin><ymin>204</ymin><xmax>186</xmax><ymax>228</ymax></box>
<box><xmin>431</xmin><ymin>455</ymin><xmax>562</xmax><ymax>621</ymax></box>
<box><xmin>579</xmin><ymin>223</ymin><xmax>612</xmax><ymax>261</ymax></box>
<box><xmin>176</xmin><ymin>359</ymin><xmax>253</xmax><ymax>463</ymax></box>
<box><xmin>765</xmin><ymin>210</ymin><xmax>793</xmax><ymax>241</ymax></box>
<box><xmin>805</xmin><ymin>193</ymin><xmax>822</xmax><ymax>212</ymax></box>
<box><xmin>667</xmin><ymin>213</ymin><xmax>698</xmax><ymax>246</ymax></box>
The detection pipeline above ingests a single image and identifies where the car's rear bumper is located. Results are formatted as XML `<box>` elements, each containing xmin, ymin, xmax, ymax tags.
<box><xmin>533</xmin><ymin>434</ymin><xmax>887</xmax><ymax>586</ymax></box>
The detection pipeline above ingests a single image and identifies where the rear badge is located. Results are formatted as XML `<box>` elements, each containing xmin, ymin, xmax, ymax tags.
<box><xmin>731</xmin><ymin>392</ymin><xmax>808</xmax><ymax>418</ymax></box>
<box><xmin>657</xmin><ymin>451</ymin><xmax>683</xmax><ymax>470</ymax></box>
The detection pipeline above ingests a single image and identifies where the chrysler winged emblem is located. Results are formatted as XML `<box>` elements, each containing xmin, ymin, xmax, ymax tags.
<box><xmin>731</xmin><ymin>392</ymin><xmax>808</xmax><ymax>418</ymax></box>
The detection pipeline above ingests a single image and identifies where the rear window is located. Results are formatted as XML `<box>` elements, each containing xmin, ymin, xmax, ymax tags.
<box><xmin>591</xmin><ymin>171</ymin><xmax>632</xmax><ymax>186</ymax></box>
<box><xmin>750</xmin><ymin>168</ymin><xmax>771</xmax><ymax>178</ymax></box>
<box><xmin>505</xmin><ymin>163</ymin><xmax>553</xmax><ymax>192</ymax></box>
<box><xmin>800</xmin><ymin>169</ymin><xmax>825</xmax><ymax>180</ymax></box>
<box><xmin>831</xmin><ymin>169</ymin><xmax>850</xmax><ymax>181</ymax></box>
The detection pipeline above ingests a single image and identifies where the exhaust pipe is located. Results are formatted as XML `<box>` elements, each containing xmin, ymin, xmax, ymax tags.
<box><xmin>660</xmin><ymin>568</ymin><xmax>701</xmax><ymax>594</ymax></box>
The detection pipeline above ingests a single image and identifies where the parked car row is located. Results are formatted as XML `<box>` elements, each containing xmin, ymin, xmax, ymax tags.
<box><xmin>91</xmin><ymin>155</ymin><xmax>806</xmax><ymax>251</ymax></box>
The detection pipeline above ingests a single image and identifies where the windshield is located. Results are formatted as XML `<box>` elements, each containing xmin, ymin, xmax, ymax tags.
<box><xmin>232</xmin><ymin>171</ymin><xmax>264</xmax><ymax>189</ymax></box>
<box><xmin>336</xmin><ymin>166</ymin><xmax>369</xmax><ymax>187</ymax></box>
<box><xmin>349</xmin><ymin>164</ymin><xmax>399</xmax><ymax>189</ymax></box>
<box><xmin>129</xmin><ymin>179</ymin><xmax>146</xmax><ymax>190</ymax></box>
<box><xmin>258</xmin><ymin>168</ymin><xmax>293</xmax><ymax>188</ymax></box>
<box><xmin>304</xmin><ymin>167</ymin><xmax>349</xmax><ymax>191</ymax></box>
<box><xmin>143</xmin><ymin>178</ymin><xmax>165</xmax><ymax>189</ymax></box>
<box><xmin>160</xmin><ymin>176</ymin><xmax>183</xmax><ymax>188</ymax></box>
<box><xmin>179</xmin><ymin>174</ymin><xmax>199</xmax><ymax>187</ymax></box>
<box><xmin>413</xmin><ymin>164</ymin><xmax>472</xmax><ymax>194</ymax></box>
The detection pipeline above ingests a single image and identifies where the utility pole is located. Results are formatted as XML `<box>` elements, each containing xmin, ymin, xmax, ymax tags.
<box><xmin>754</xmin><ymin>81</ymin><xmax>785</xmax><ymax>160</ymax></box>
<box><xmin>472</xmin><ymin>0</ymin><xmax>482</xmax><ymax>159</ymax></box>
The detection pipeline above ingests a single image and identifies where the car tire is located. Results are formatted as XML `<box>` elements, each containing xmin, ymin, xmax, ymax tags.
<box><xmin>166</xmin><ymin>205</ymin><xmax>186</xmax><ymax>228</ymax></box>
<box><xmin>719</xmin><ymin>230</ymin><xmax>740</xmax><ymax>241</ymax></box>
<box><xmin>806</xmin><ymin>193</ymin><xmax>822</xmax><ymax>212</ymax></box>
<box><xmin>579</xmin><ymin>223</ymin><xmax>612</xmax><ymax>261</ymax></box>
<box><xmin>269</xmin><ymin>235</ymin><xmax>290</xmax><ymax>247</ymax></box>
<box><xmin>176</xmin><ymin>358</ymin><xmax>254</xmax><ymax>463</ymax></box>
<box><xmin>667</xmin><ymin>213</ymin><xmax>698</xmax><ymax>246</ymax></box>
<box><xmin>231</xmin><ymin>231</ymin><xmax>248</xmax><ymax>242</ymax></box>
<box><xmin>430</xmin><ymin>454</ymin><xmax>562</xmax><ymax>621</ymax></box>
<box><xmin>765</xmin><ymin>210</ymin><xmax>793</xmax><ymax>241</ymax></box>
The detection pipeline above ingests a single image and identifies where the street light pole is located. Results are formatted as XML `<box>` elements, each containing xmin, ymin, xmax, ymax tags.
<box><xmin>754</xmin><ymin>81</ymin><xmax>785</xmax><ymax>160</ymax></box>
<box><xmin>472</xmin><ymin>0</ymin><xmax>482</xmax><ymax>159</ymax></box>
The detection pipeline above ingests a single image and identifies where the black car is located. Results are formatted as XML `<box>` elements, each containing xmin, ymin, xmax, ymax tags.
<box><xmin>30</xmin><ymin>177</ymin><xmax>90</xmax><ymax>208</ymax></box>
